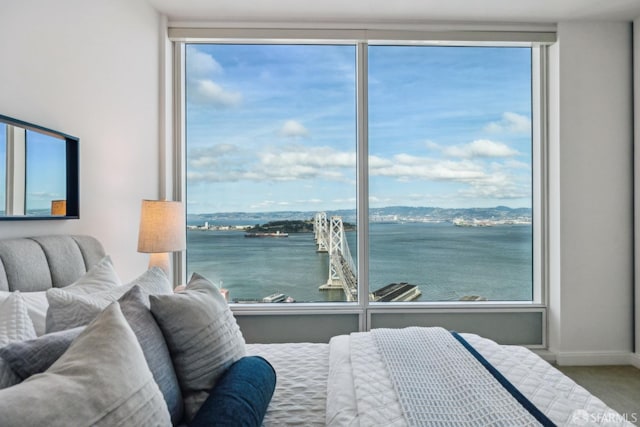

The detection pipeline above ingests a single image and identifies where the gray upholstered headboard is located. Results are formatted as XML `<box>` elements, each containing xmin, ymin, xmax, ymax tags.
<box><xmin>0</xmin><ymin>235</ymin><xmax>106</xmax><ymax>292</ymax></box>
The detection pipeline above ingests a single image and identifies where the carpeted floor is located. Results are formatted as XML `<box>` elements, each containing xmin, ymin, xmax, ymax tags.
<box><xmin>556</xmin><ymin>365</ymin><xmax>640</xmax><ymax>425</ymax></box>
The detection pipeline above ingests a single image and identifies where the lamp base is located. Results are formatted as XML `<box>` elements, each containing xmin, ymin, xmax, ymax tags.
<box><xmin>148</xmin><ymin>252</ymin><xmax>170</xmax><ymax>276</ymax></box>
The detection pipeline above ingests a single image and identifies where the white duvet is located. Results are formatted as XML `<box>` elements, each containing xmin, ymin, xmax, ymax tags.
<box><xmin>248</xmin><ymin>328</ymin><xmax>633</xmax><ymax>427</ymax></box>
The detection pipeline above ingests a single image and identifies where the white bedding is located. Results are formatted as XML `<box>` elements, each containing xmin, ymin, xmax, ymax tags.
<box><xmin>250</xmin><ymin>328</ymin><xmax>633</xmax><ymax>427</ymax></box>
<box><xmin>247</xmin><ymin>342</ymin><xmax>329</xmax><ymax>426</ymax></box>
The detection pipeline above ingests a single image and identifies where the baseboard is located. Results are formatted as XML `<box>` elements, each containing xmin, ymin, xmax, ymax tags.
<box><xmin>554</xmin><ymin>351</ymin><xmax>632</xmax><ymax>366</ymax></box>
<box><xmin>531</xmin><ymin>348</ymin><xmax>556</xmax><ymax>363</ymax></box>
<box><xmin>630</xmin><ymin>353</ymin><xmax>640</xmax><ymax>369</ymax></box>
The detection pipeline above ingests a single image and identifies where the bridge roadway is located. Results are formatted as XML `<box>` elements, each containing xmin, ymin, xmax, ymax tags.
<box><xmin>313</xmin><ymin>212</ymin><xmax>421</xmax><ymax>303</ymax></box>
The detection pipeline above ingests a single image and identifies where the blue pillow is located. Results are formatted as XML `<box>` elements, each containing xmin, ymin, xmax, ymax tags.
<box><xmin>188</xmin><ymin>356</ymin><xmax>276</xmax><ymax>427</ymax></box>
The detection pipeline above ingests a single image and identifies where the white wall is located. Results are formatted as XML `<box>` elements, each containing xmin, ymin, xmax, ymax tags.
<box><xmin>0</xmin><ymin>0</ymin><xmax>161</xmax><ymax>281</ymax></box>
<box><xmin>548</xmin><ymin>22</ymin><xmax>634</xmax><ymax>364</ymax></box>
<box><xmin>0</xmin><ymin>3</ymin><xmax>636</xmax><ymax>356</ymax></box>
<box><xmin>634</xmin><ymin>18</ymin><xmax>640</xmax><ymax>368</ymax></box>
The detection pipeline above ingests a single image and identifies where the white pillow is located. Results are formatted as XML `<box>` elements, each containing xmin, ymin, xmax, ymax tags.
<box><xmin>45</xmin><ymin>268</ymin><xmax>173</xmax><ymax>333</ymax></box>
<box><xmin>45</xmin><ymin>290</ymin><xmax>113</xmax><ymax>333</ymax></box>
<box><xmin>0</xmin><ymin>256</ymin><xmax>120</xmax><ymax>337</ymax></box>
<box><xmin>59</xmin><ymin>255</ymin><xmax>122</xmax><ymax>295</ymax></box>
<box><xmin>0</xmin><ymin>291</ymin><xmax>47</xmax><ymax>336</ymax></box>
<box><xmin>0</xmin><ymin>292</ymin><xmax>36</xmax><ymax>347</ymax></box>
<box><xmin>0</xmin><ymin>303</ymin><xmax>171</xmax><ymax>426</ymax></box>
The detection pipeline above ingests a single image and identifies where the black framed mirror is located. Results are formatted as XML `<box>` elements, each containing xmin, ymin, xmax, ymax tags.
<box><xmin>0</xmin><ymin>114</ymin><xmax>79</xmax><ymax>220</ymax></box>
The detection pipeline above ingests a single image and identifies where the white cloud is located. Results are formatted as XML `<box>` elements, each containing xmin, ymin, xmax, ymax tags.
<box><xmin>371</xmin><ymin>155</ymin><xmax>486</xmax><ymax>182</ymax></box>
<box><xmin>187</xmin><ymin>142</ymin><xmax>529</xmax><ymax>203</ymax></box>
<box><xmin>458</xmin><ymin>172</ymin><xmax>531</xmax><ymax>201</ymax></box>
<box><xmin>484</xmin><ymin>112</ymin><xmax>531</xmax><ymax>134</ymax></box>
<box><xmin>190</xmin><ymin>79</ymin><xmax>242</xmax><ymax>107</ymax></box>
<box><xmin>236</xmin><ymin>145</ymin><xmax>353</xmax><ymax>181</ymax></box>
<box><xmin>186</xmin><ymin>46</ymin><xmax>223</xmax><ymax>77</ymax></box>
<box><xmin>28</xmin><ymin>191</ymin><xmax>62</xmax><ymax>199</ymax></box>
<box><xmin>184</xmin><ymin>47</ymin><xmax>242</xmax><ymax>108</ymax></box>
<box><xmin>368</xmin><ymin>151</ymin><xmax>530</xmax><ymax>202</ymax></box>
<box><xmin>279</xmin><ymin>120</ymin><xmax>309</xmax><ymax>138</ymax></box>
<box><xmin>188</xmin><ymin>144</ymin><xmax>240</xmax><ymax>169</ymax></box>
<box><xmin>443</xmin><ymin>140</ymin><xmax>519</xmax><ymax>159</ymax></box>
<box><xmin>188</xmin><ymin>144</ymin><xmax>356</xmax><ymax>183</ymax></box>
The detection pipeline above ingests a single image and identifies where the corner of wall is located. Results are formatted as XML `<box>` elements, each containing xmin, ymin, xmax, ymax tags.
<box><xmin>634</xmin><ymin>17</ymin><xmax>640</xmax><ymax>358</ymax></box>
<box><xmin>546</xmin><ymin>38</ymin><xmax>561</xmax><ymax>355</ymax></box>
<box><xmin>549</xmin><ymin>22</ymin><xmax>634</xmax><ymax>359</ymax></box>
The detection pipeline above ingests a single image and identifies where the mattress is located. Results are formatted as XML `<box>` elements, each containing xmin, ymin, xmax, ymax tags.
<box><xmin>248</xmin><ymin>329</ymin><xmax>633</xmax><ymax>427</ymax></box>
<box><xmin>247</xmin><ymin>342</ymin><xmax>329</xmax><ymax>426</ymax></box>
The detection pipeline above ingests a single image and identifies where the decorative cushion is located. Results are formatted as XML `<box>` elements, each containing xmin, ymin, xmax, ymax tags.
<box><xmin>0</xmin><ymin>291</ymin><xmax>48</xmax><ymax>336</ymax></box>
<box><xmin>0</xmin><ymin>327</ymin><xmax>84</xmax><ymax>379</ymax></box>
<box><xmin>124</xmin><ymin>267</ymin><xmax>173</xmax><ymax>306</ymax></box>
<box><xmin>150</xmin><ymin>273</ymin><xmax>246</xmax><ymax>421</ymax></box>
<box><xmin>0</xmin><ymin>292</ymin><xmax>36</xmax><ymax>347</ymax></box>
<box><xmin>0</xmin><ymin>359</ymin><xmax>20</xmax><ymax>390</ymax></box>
<box><xmin>119</xmin><ymin>285</ymin><xmax>183</xmax><ymax>425</ymax></box>
<box><xmin>58</xmin><ymin>255</ymin><xmax>121</xmax><ymax>295</ymax></box>
<box><xmin>188</xmin><ymin>356</ymin><xmax>276</xmax><ymax>427</ymax></box>
<box><xmin>46</xmin><ymin>267</ymin><xmax>172</xmax><ymax>333</ymax></box>
<box><xmin>45</xmin><ymin>289</ymin><xmax>113</xmax><ymax>333</ymax></box>
<box><xmin>0</xmin><ymin>303</ymin><xmax>171</xmax><ymax>426</ymax></box>
<box><xmin>3</xmin><ymin>286</ymin><xmax>183</xmax><ymax>423</ymax></box>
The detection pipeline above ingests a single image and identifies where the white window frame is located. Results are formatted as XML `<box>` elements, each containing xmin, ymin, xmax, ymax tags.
<box><xmin>169</xmin><ymin>28</ymin><xmax>553</xmax><ymax>343</ymax></box>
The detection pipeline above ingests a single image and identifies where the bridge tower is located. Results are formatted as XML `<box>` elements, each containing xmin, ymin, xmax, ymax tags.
<box><xmin>318</xmin><ymin>215</ymin><xmax>358</xmax><ymax>301</ymax></box>
<box><xmin>314</xmin><ymin>212</ymin><xmax>328</xmax><ymax>252</ymax></box>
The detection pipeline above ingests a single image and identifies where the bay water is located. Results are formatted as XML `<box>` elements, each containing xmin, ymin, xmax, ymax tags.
<box><xmin>186</xmin><ymin>222</ymin><xmax>532</xmax><ymax>302</ymax></box>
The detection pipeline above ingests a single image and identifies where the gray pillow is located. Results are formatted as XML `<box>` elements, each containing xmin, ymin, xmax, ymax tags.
<box><xmin>150</xmin><ymin>273</ymin><xmax>246</xmax><ymax>421</ymax></box>
<box><xmin>0</xmin><ymin>327</ymin><xmax>84</xmax><ymax>379</ymax></box>
<box><xmin>119</xmin><ymin>285</ymin><xmax>183</xmax><ymax>425</ymax></box>
<box><xmin>46</xmin><ymin>267</ymin><xmax>173</xmax><ymax>333</ymax></box>
<box><xmin>0</xmin><ymin>303</ymin><xmax>171</xmax><ymax>426</ymax></box>
<box><xmin>125</xmin><ymin>267</ymin><xmax>173</xmax><ymax>303</ymax></box>
<box><xmin>4</xmin><ymin>287</ymin><xmax>182</xmax><ymax>424</ymax></box>
<box><xmin>0</xmin><ymin>359</ymin><xmax>20</xmax><ymax>390</ymax></box>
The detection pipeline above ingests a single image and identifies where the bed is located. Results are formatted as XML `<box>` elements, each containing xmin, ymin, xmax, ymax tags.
<box><xmin>248</xmin><ymin>330</ymin><xmax>633</xmax><ymax>427</ymax></box>
<box><xmin>0</xmin><ymin>235</ymin><xmax>633</xmax><ymax>426</ymax></box>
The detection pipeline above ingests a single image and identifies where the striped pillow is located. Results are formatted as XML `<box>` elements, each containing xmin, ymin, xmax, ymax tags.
<box><xmin>150</xmin><ymin>273</ymin><xmax>246</xmax><ymax>421</ymax></box>
<box><xmin>0</xmin><ymin>303</ymin><xmax>171</xmax><ymax>426</ymax></box>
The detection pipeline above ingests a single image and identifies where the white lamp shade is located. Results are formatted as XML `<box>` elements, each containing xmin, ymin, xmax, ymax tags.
<box><xmin>137</xmin><ymin>200</ymin><xmax>186</xmax><ymax>253</ymax></box>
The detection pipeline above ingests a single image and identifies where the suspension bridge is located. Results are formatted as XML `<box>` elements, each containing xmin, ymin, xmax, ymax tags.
<box><xmin>313</xmin><ymin>212</ymin><xmax>421</xmax><ymax>302</ymax></box>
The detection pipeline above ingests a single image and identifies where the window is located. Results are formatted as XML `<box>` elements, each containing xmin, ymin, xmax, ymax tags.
<box><xmin>368</xmin><ymin>46</ymin><xmax>532</xmax><ymax>302</ymax></box>
<box><xmin>183</xmin><ymin>40</ymin><xmax>539</xmax><ymax>305</ymax></box>
<box><xmin>185</xmin><ymin>44</ymin><xmax>357</xmax><ymax>303</ymax></box>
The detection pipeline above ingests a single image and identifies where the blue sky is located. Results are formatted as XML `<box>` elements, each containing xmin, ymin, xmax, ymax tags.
<box><xmin>185</xmin><ymin>44</ymin><xmax>532</xmax><ymax>214</ymax></box>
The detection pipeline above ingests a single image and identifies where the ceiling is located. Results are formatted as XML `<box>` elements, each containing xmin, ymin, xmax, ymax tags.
<box><xmin>146</xmin><ymin>0</ymin><xmax>640</xmax><ymax>25</ymax></box>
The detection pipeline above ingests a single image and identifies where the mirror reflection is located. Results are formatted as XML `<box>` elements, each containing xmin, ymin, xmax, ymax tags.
<box><xmin>0</xmin><ymin>115</ymin><xmax>79</xmax><ymax>219</ymax></box>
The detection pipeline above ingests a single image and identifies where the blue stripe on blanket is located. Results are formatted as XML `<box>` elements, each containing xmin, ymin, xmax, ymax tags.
<box><xmin>451</xmin><ymin>331</ymin><xmax>556</xmax><ymax>427</ymax></box>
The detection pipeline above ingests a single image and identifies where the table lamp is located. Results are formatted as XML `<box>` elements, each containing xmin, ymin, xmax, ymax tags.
<box><xmin>137</xmin><ymin>199</ymin><xmax>186</xmax><ymax>274</ymax></box>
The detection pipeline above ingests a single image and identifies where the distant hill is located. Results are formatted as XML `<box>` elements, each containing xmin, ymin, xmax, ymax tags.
<box><xmin>188</xmin><ymin>206</ymin><xmax>531</xmax><ymax>226</ymax></box>
<box><xmin>245</xmin><ymin>219</ymin><xmax>356</xmax><ymax>233</ymax></box>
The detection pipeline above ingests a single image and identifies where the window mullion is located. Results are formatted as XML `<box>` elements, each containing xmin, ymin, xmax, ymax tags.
<box><xmin>356</xmin><ymin>42</ymin><xmax>370</xmax><ymax>330</ymax></box>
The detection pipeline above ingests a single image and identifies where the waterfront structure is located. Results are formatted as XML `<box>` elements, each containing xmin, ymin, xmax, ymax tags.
<box><xmin>314</xmin><ymin>212</ymin><xmax>420</xmax><ymax>302</ymax></box>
